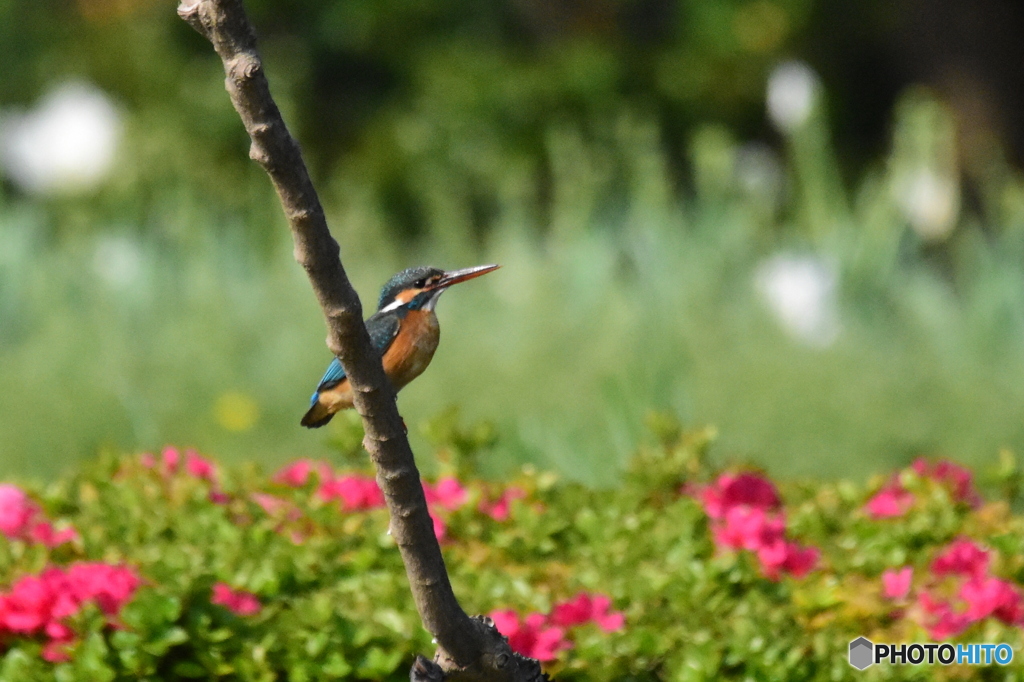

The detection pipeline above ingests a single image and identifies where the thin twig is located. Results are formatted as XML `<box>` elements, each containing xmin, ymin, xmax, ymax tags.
<box><xmin>175</xmin><ymin>0</ymin><xmax>544</xmax><ymax>678</ymax></box>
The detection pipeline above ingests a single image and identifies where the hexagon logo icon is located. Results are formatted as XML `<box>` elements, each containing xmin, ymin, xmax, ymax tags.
<box><xmin>849</xmin><ymin>637</ymin><xmax>874</xmax><ymax>670</ymax></box>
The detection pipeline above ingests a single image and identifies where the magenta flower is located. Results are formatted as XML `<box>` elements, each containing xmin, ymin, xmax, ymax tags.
<box><xmin>480</xmin><ymin>487</ymin><xmax>526</xmax><ymax>522</ymax></box>
<box><xmin>142</xmin><ymin>446</ymin><xmax>218</xmax><ymax>482</ymax></box>
<box><xmin>185</xmin><ymin>450</ymin><xmax>217</xmax><ymax>482</ymax></box>
<box><xmin>702</xmin><ymin>501</ymin><xmax>818</xmax><ymax>581</ymax></box>
<box><xmin>272</xmin><ymin>459</ymin><xmax>331</xmax><ymax>487</ymax></box>
<box><xmin>912</xmin><ymin>457</ymin><xmax>981</xmax><ymax>507</ymax></box>
<box><xmin>931</xmin><ymin>538</ymin><xmax>990</xmax><ymax>579</ymax></box>
<box><xmin>882</xmin><ymin>567</ymin><xmax>913</xmax><ymax>600</ymax></box>
<box><xmin>417</xmin><ymin>478</ymin><xmax>472</xmax><ymax>541</ymax></box>
<box><xmin>0</xmin><ymin>562</ymin><xmax>141</xmax><ymax>660</ymax></box>
<box><xmin>64</xmin><ymin>563</ymin><xmax>141</xmax><ymax>616</ymax></box>
<box><xmin>864</xmin><ymin>484</ymin><xmax>914</xmax><ymax>519</ymax></box>
<box><xmin>713</xmin><ymin>506</ymin><xmax>786</xmax><ymax>553</ymax></box>
<box><xmin>423</xmin><ymin>477</ymin><xmax>468</xmax><ymax>511</ymax></box>
<box><xmin>252</xmin><ymin>492</ymin><xmax>283</xmax><ymax>515</ymax></box>
<box><xmin>918</xmin><ymin>592</ymin><xmax>971</xmax><ymax>639</ymax></box>
<box><xmin>28</xmin><ymin>522</ymin><xmax>78</xmax><ymax>548</ymax></box>
<box><xmin>690</xmin><ymin>472</ymin><xmax>781</xmax><ymax>520</ymax></box>
<box><xmin>489</xmin><ymin>609</ymin><xmax>571</xmax><ymax>662</ymax></box>
<box><xmin>316</xmin><ymin>474</ymin><xmax>385</xmax><ymax>511</ymax></box>
<box><xmin>0</xmin><ymin>484</ymin><xmax>76</xmax><ymax>547</ymax></box>
<box><xmin>550</xmin><ymin>592</ymin><xmax>625</xmax><ymax>632</ymax></box>
<box><xmin>761</xmin><ymin>541</ymin><xmax>820</xmax><ymax>580</ymax></box>
<box><xmin>691</xmin><ymin>472</ymin><xmax>818</xmax><ymax>581</ymax></box>
<box><xmin>0</xmin><ymin>575</ymin><xmax>51</xmax><ymax>633</ymax></box>
<box><xmin>960</xmin><ymin>577</ymin><xmax>1024</xmax><ymax>625</ymax></box>
<box><xmin>211</xmin><ymin>583</ymin><xmax>261</xmax><ymax>616</ymax></box>
<box><xmin>910</xmin><ymin>537</ymin><xmax>1024</xmax><ymax>635</ymax></box>
<box><xmin>41</xmin><ymin>630</ymin><xmax>74</xmax><ymax>662</ymax></box>
<box><xmin>162</xmin><ymin>446</ymin><xmax>181</xmax><ymax>473</ymax></box>
<box><xmin>0</xmin><ymin>484</ymin><xmax>39</xmax><ymax>537</ymax></box>
<box><xmin>430</xmin><ymin>512</ymin><xmax>447</xmax><ymax>542</ymax></box>
<box><xmin>865</xmin><ymin>459</ymin><xmax>980</xmax><ymax>522</ymax></box>
<box><xmin>274</xmin><ymin>459</ymin><xmax>313</xmax><ymax>486</ymax></box>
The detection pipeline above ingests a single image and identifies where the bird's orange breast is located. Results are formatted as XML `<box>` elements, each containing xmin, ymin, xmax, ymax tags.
<box><xmin>382</xmin><ymin>309</ymin><xmax>440</xmax><ymax>391</ymax></box>
<box><xmin>311</xmin><ymin>311</ymin><xmax>439</xmax><ymax>417</ymax></box>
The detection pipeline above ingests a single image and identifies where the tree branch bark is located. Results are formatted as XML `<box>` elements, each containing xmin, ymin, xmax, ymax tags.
<box><xmin>175</xmin><ymin>0</ymin><xmax>544</xmax><ymax>679</ymax></box>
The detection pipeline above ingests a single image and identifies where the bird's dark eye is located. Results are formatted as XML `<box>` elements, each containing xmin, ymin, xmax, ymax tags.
<box><xmin>414</xmin><ymin>278</ymin><xmax>427</xmax><ymax>288</ymax></box>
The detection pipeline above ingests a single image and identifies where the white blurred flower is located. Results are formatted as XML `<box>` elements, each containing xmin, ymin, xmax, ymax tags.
<box><xmin>0</xmin><ymin>81</ymin><xmax>121</xmax><ymax>194</ymax></box>
<box><xmin>893</xmin><ymin>168</ymin><xmax>959</xmax><ymax>241</ymax></box>
<box><xmin>755</xmin><ymin>253</ymin><xmax>840</xmax><ymax>347</ymax></box>
<box><xmin>766</xmin><ymin>61</ymin><xmax>819</xmax><ymax>133</ymax></box>
<box><xmin>93</xmin><ymin>236</ymin><xmax>143</xmax><ymax>288</ymax></box>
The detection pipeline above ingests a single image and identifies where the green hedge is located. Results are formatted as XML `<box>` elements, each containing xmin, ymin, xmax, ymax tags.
<box><xmin>1</xmin><ymin>427</ymin><xmax>1023</xmax><ymax>680</ymax></box>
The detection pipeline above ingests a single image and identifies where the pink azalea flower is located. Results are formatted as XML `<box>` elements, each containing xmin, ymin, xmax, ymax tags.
<box><xmin>695</xmin><ymin>476</ymin><xmax>818</xmax><ymax>581</ymax></box>
<box><xmin>960</xmin><ymin>577</ymin><xmax>1024</xmax><ymax>625</ymax></box>
<box><xmin>162</xmin><ymin>447</ymin><xmax>181</xmax><ymax>474</ymax></box>
<box><xmin>430</xmin><ymin>512</ymin><xmax>447</xmax><ymax>542</ymax></box>
<box><xmin>864</xmin><ymin>484</ymin><xmax>914</xmax><ymax>519</ymax></box>
<box><xmin>0</xmin><ymin>484</ymin><xmax>77</xmax><ymax>547</ymax></box>
<box><xmin>423</xmin><ymin>478</ymin><xmax>468</xmax><ymax>511</ymax></box>
<box><xmin>712</xmin><ymin>506</ymin><xmax>786</xmax><ymax>553</ymax></box>
<box><xmin>208</xmin><ymin>489</ymin><xmax>231</xmax><ymax>504</ymax></box>
<box><xmin>912</xmin><ymin>458</ymin><xmax>981</xmax><ymax>507</ymax></box>
<box><xmin>0</xmin><ymin>575</ymin><xmax>50</xmax><ymax>632</ymax></box>
<box><xmin>316</xmin><ymin>474</ymin><xmax>386</xmax><ymax>511</ymax></box>
<box><xmin>489</xmin><ymin>610</ymin><xmax>571</xmax><ymax>662</ymax></box>
<box><xmin>41</xmin><ymin>640</ymin><xmax>73</xmax><ymax>663</ymax></box>
<box><xmin>754</xmin><ymin>539</ymin><xmax>820</xmax><ymax>580</ymax></box>
<box><xmin>44</xmin><ymin>621</ymin><xmax>74</xmax><ymax>640</ymax></box>
<box><xmin>185</xmin><ymin>450</ymin><xmax>217</xmax><ymax>482</ymax></box>
<box><xmin>273</xmin><ymin>459</ymin><xmax>330</xmax><ymax>487</ymax></box>
<box><xmin>211</xmin><ymin>583</ymin><xmax>261</xmax><ymax>616</ymax></box>
<box><xmin>0</xmin><ymin>484</ymin><xmax>39</xmax><ymax>537</ymax></box>
<box><xmin>0</xmin><ymin>562</ymin><xmax>141</xmax><ymax>658</ymax></box>
<box><xmin>251</xmin><ymin>492</ymin><xmax>288</xmax><ymax>516</ymax></box>
<box><xmin>273</xmin><ymin>459</ymin><xmax>313</xmax><ymax>487</ymax></box>
<box><xmin>67</xmin><ymin>563</ymin><xmax>141</xmax><ymax>616</ymax></box>
<box><xmin>777</xmin><ymin>542</ymin><xmax>820</xmax><ymax>579</ymax></box>
<box><xmin>480</xmin><ymin>487</ymin><xmax>526</xmax><ymax>522</ymax></box>
<box><xmin>690</xmin><ymin>472</ymin><xmax>781</xmax><ymax>520</ymax></box>
<box><xmin>550</xmin><ymin>592</ymin><xmax>625</xmax><ymax>632</ymax></box>
<box><xmin>931</xmin><ymin>538</ymin><xmax>990</xmax><ymax>579</ymax></box>
<box><xmin>27</xmin><ymin>522</ymin><xmax>78</xmax><ymax>548</ymax></box>
<box><xmin>918</xmin><ymin>592</ymin><xmax>971</xmax><ymax>639</ymax></box>
<box><xmin>139</xmin><ymin>453</ymin><xmax>156</xmax><ymax>468</ymax></box>
<box><xmin>882</xmin><ymin>567</ymin><xmax>913</xmax><ymax>600</ymax></box>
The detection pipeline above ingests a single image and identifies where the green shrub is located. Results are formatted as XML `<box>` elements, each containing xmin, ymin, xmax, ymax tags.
<box><xmin>1</xmin><ymin>427</ymin><xmax>1023</xmax><ymax>680</ymax></box>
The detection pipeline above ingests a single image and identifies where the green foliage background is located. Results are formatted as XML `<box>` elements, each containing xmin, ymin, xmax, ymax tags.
<box><xmin>2</xmin><ymin>0</ymin><xmax>1024</xmax><ymax>483</ymax></box>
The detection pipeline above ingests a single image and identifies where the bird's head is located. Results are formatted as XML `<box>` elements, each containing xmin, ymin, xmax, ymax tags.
<box><xmin>376</xmin><ymin>264</ymin><xmax>500</xmax><ymax>313</ymax></box>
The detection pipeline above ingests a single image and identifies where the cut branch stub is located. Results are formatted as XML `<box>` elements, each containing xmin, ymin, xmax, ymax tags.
<box><xmin>411</xmin><ymin>617</ymin><xmax>549</xmax><ymax>682</ymax></box>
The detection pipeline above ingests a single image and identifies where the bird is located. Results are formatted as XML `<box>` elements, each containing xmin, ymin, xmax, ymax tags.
<box><xmin>301</xmin><ymin>263</ymin><xmax>500</xmax><ymax>428</ymax></box>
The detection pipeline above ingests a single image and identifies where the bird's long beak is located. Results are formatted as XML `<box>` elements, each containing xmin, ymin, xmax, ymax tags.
<box><xmin>432</xmin><ymin>263</ymin><xmax>500</xmax><ymax>290</ymax></box>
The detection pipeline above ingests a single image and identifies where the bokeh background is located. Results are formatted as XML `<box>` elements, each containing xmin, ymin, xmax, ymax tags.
<box><xmin>3</xmin><ymin>0</ymin><xmax>1024</xmax><ymax>485</ymax></box>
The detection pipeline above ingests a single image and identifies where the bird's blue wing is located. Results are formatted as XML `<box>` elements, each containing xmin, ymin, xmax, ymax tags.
<box><xmin>366</xmin><ymin>312</ymin><xmax>402</xmax><ymax>355</ymax></box>
<box><xmin>309</xmin><ymin>313</ymin><xmax>401</xmax><ymax>406</ymax></box>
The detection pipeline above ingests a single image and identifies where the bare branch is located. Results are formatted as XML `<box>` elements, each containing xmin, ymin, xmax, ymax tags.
<box><xmin>175</xmin><ymin>0</ymin><xmax>545</xmax><ymax>678</ymax></box>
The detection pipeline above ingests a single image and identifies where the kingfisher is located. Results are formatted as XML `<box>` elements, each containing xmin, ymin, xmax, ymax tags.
<box><xmin>301</xmin><ymin>263</ymin><xmax>500</xmax><ymax>428</ymax></box>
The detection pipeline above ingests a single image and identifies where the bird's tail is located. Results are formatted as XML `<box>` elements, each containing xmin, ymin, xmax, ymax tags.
<box><xmin>300</xmin><ymin>399</ymin><xmax>335</xmax><ymax>428</ymax></box>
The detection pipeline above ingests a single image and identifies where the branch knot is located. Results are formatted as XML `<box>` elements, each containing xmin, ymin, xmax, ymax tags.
<box><xmin>228</xmin><ymin>53</ymin><xmax>262</xmax><ymax>81</ymax></box>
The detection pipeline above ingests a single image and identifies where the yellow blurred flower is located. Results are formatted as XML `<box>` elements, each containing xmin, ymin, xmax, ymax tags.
<box><xmin>214</xmin><ymin>391</ymin><xmax>259</xmax><ymax>432</ymax></box>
